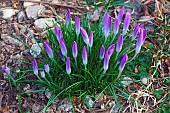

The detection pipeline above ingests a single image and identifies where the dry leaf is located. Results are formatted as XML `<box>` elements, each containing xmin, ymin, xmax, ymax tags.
<box><xmin>2</xmin><ymin>105</ymin><xmax>10</xmax><ymax>113</ymax></box>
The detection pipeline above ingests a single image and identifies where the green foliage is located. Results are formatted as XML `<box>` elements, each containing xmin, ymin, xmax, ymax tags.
<box><xmin>153</xmin><ymin>90</ymin><xmax>164</xmax><ymax>99</ymax></box>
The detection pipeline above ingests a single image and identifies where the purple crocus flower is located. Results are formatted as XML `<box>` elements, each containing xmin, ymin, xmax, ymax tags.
<box><xmin>80</xmin><ymin>27</ymin><xmax>89</xmax><ymax>45</ymax></box>
<box><xmin>106</xmin><ymin>44</ymin><xmax>115</xmax><ymax>57</ymax></box>
<box><xmin>44</xmin><ymin>64</ymin><xmax>50</xmax><ymax>73</ymax></box>
<box><xmin>66</xmin><ymin>9</ymin><xmax>71</xmax><ymax>27</ymax></box>
<box><xmin>136</xmin><ymin>29</ymin><xmax>143</xmax><ymax>53</ymax></box>
<box><xmin>103</xmin><ymin>52</ymin><xmax>110</xmax><ymax>71</ymax></box>
<box><xmin>40</xmin><ymin>70</ymin><xmax>45</xmax><ymax>78</ymax></box>
<box><xmin>55</xmin><ymin>26</ymin><xmax>63</xmax><ymax>41</ymax></box>
<box><xmin>132</xmin><ymin>24</ymin><xmax>140</xmax><ymax>40</ymax></box>
<box><xmin>59</xmin><ymin>38</ymin><xmax>67</xmax><ymax>57</ymax></box>
<box><xmin>119</xmin><ymin>54</ymin><xmax>128</xmax><ymax>72</ymax></box>
<box><xmin>100</xmin><ymin>45</ymin><xmax>105</xmax><ymax>59</ymax></box>
<box><xmin>102</xmin><ymin>12</ymin><xmax>112</xmax><ymax>38</ymax></box>
<box><xmin>122</xmin><ymin>12</ymin><xmax>131</xmax><ymax>35</ymax></box>
<box><xmin>44</xmin><ymin>42</ymin><xmax>53</xmax><ymax>59</ymax></box>
<box><xmin>89</xmin><ymin>32</ymin><xmax>93</xmax><ymax>47</ymax></box>
<box><xmin>58</xmin><ymin>51</ymin><xmax>65</xmax><ymax>61</ymax></box>
<box><xmin>32</xmin><ymin>58</ymin><xmax>38</xmax><ymax>76</ymax></box>
<box><xmin>3</xmin><ymin>66</ymin><xmax>10</xmax><ymax>76</ymax></box>
<box><xmin>143</xmin><ymin>30</ymin><xmax>147</xmax><ymax>43</ymax></box>
<box><xmin>82</xmin><ymin>46</ymin><xmax>87</xmax><ymax>66</ymax></box>
<box><xmin>66</xmin><ymin>57</ymin><xmax>71</xmax><ymax>75</ymax></box>
<box><xmin>75</xmin><ymin>16</ymin><xmax>80</xmax><ymax>36</ymax></box>
<box><xmin>114</xmin><ymin>18</ymin><xmax>119</xmax><ymax>36</ymax></box>
<box><xmin>116</xmin><ymin>34</ymin><xmax>123</xmax><ymax>52</ymax></box>
<box><xmin>72</xmin><ymin>41</ymin><xmax>78</xmax><ymax>58</ymax></box>
<box><xmin>117</xmin><ymin>6</ymin><xmax>125</xmax><ymax>25</ymax></box>
<box><xmin>118</xmin><ymin>54</ymin><xmax>125</xmax><ymax>63</ymax></box>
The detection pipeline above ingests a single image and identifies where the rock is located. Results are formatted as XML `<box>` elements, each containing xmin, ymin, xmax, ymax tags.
<box><xmin>84</xmin><ymin>96</ymin><xmax>94</xmax><ymax>108</ymax></box>
<box><xmin>1</xmin><ymin>8</ymin><xmax>18</xmax><ymax>19</ymax></box>
<box><xmin>17</xmin><ymin>11</ymin><xmax>26</xmax><ymax>22</ymax></box>
<box><xmin>110</xmin><ymin>104</ymin><xmax>119</xmax><ymax>113</ymax></box>
<box><xmin>23</xmin><ymin>0</ymin><xmax>41</xmax><ymax>8</ymax></box>
<box><xmin>45</xmin><ymin>91</ymin><xmax>52</xmax><ymax>99</ymax></box>
<box><xmin>1</xmin><ymin>34</ymin><xmax>21</xmax><ymax>46</ymax></box>
<box><xmin>26</xmin><ymin>5</ymin><xmax>45</xmax><ymax>19</ymax></box>
<box><xmin>30</xmin><ymin>43</ymin><xmax>43</xmax><ymax>57</ymax></box>
<box><xmin>121</xmin><ymin>77</ymin><xmax>133</xmax><ymax>87</ymax></box>
<box><xmin>34</xmin><ymin>18</ymin><xmax>55</xmax><ymax>29</ymax></box>
<box><xmin>58</xmin><ymin>104</ymin><xmax>73</xmax><ymax>112</ymax></box>
<box><xmin>141</xmin><ymin>77</ymin><xmax>148</xmax><ymax>85</ymax></box>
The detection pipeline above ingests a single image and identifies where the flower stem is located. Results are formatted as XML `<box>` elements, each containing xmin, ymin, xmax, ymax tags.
<box><xmin>114</xmin><ymin>71</ymin><xmax>122</xmax><ymax>82</ymax></box>
<box><xmin>127</xmin><ymin>53</ymin><xmax>137</xmax><ymax>63</ymax></box>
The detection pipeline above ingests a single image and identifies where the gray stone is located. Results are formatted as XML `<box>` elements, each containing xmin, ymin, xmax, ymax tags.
<box><xmin>1</xmin><ymin>8</ymin><xmax>18</xmax><ymax>19</ymax></box>
<box><xmin>17</xmin><ymin>11</ymin><xmax>26</xmax><ymax>22</ymax></box>
<box><xmin>121</xmin><ymin>77</ymin><xmax>133</xmax><ymax>87</ymax></box>
<box><xmin>34</xmin><ymin>18</ymin><xmax>55</xmax><ymax>29</ymax></box>
<box><xmin>26</xmin><ymin>5</ymin><xmax>45</xmax><ymax>19</ymax></box>
<box><xmin>30</xmin><ymin>43</ymin><xmax>43</xmax><ymax>57</ymax></box>
<box><xmin>58</xmin><ymin>104</ymin><xmax>73</xmax><ymax>111</ymax></box>
<box><xmin>84</xmin><ymin>95</ymin><xmax>94</xmax><ymax>108</ymax></box>
<box><xmin>1</xmin><ymin>34</ymin><xmax>21</xmax><ymax>46</ymax></box>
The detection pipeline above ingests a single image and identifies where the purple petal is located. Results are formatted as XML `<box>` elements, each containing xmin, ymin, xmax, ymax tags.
<box><xmin>55</xmin><ymin>26</ymin><xmax>63</xmax><ymax>41</ymax></box>
<box><xmin>75</xmin><ymin>16</ymin><xmax>80</xmax><ymax>36</ymax></box>
<box><xmin>117</xmin><ymin>6</ymin><xmax>125</xmax><ymax>25</ymax></box>
<box><xmin>102</xmin><ymin>12</ymin><xmax>112</xmax><ymax>38</ymax></box>
<box><xmin>44</xmin><ymin>42</ymin><xmax>53</xmax><ymax>59</ymax></box>
<box><xmin>132</xmin><ymin>24</ymin><xmax>140</xmax><ymax>40</ymax></box>
<box><xmin>59</xmin><ymin>38</ymin><xmax>67</xmax><ymax>57</ymax></box>
<box><xmin>58</xmin><ymin>51</ymin><xmax>65</xmax><ymax>61</ymax></box>
<box><xmin>66</xmin><ymin>9</ymin><xmax>71</xmax><ymax>27</ymax></box>
<box><xmin>82</xmin><ymin>46</ymin><xmax>87</xmax><ymax>66</ymax></box>
<box><xmin>66</xmin><ymin>57</ymin><xmax>71</xmax><ymax>75</ymax></box>
<box><xmin>80</xmin><ymin>27</ymin><xmax>89</xmax><ymax>45</ymax></box>
<box><xmin>136</xmin><ymin>29</ymin><xmax>143</xmax><ymax>53</ymax></box>
<box><xmin>100</xmin><ymin>45</ymin><xmax>105</xmax><ymax>59</ymax></box>
<box><xmin>32</xmin><ymin>58</ymin><xmax>38</xmax><ymax>76</ymax></box>
<box><xmin>116</xmin><ymin>34</ymin><xmax>123</xmax><ymax>52</ymax></box>
<box><xmin>40</xmin><ymin>70</ymin><xmax>45</xmax><ymax>78</ymax></box>
<box><xmin>118</xmin><ymin>54</ymin><xmax>125</xmax><ymax>63</ymax></box>
<box><xmin>106</xmin><ymin>44</ymin><xmax>115</xmax><ymax>57</ymax></box>
<box><xmin>89</xmin><ymin>32</ymin><xmax>93</xmax><ymax>47</ymax></box>
<box><xmin>114</xmin><ymin>18</ymin><xmax>119</xmax><ymax>36</ymax></box>
<box><xmin>123</xmin><ymin>12</ymin><xmax>131</xmax><ymax>35</ymax></box>
<box><xmin>72</xmin><ymin>41</ymin><xmax>78</xmax><ymax>58</ymax></box>
<box><xmin>119</xmin><ymin>54</ymin><xmax>128</xmax><ymax>72</ymax></box>
<box><xmin>44</xmin><ymin>64</ymin><xmax>50</xmax><ymax>73</ymax></box>
<box><xmin>3</xmin><ymin>66</ymin><xmax>10</xmax><ymax>76</ymax></box>
<box><xmin>103</xmin><ymin>52</ymin><xmax>110</xmax><ymax>71</ymax></box>
<box><xmin>143</xmin><ymin>30</ymin><xmax>147</xmax><ymax>43</ymax></box>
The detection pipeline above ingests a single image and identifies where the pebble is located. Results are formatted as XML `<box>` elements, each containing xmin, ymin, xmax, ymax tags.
<box><xmin>34</xmin><ymin>18</ymin><xmax>55</xmax><ymax>29</ymax></box>
<box><xmin>23</xmin><ymin>0</ymin><xmax>41</xmax><ymax>8</ymax></box>
<box><xmin>30</xmin><ymin>43</ymin><xmax>43</xmax><ymax>57</ymax></box>
<box><xmin>1</xmin><ymin>8</ymin><xmax>18</xmax><ymax>19</ymax></box>
<box><xmin>121</xmin><ymin>77</ymin><xmax>133</xmax><ymax>87</ymax></box>
<box><xmin>17</xmin><ymin>11</ymin><xmax>26</xmax><ymax>22</ymax></box>
<box><xmin>58</xmin><ymin>104</ymin><xmax>73</xmax><ymax>112</ymax></box>
<box><xmin>84</xmin><ymin>95</ymin><xmax>94</xmax><ymax>108</ymax></box>
<box><xmin>1</xmin><ymin>34</ymin><xmax>21</xmax><ymax>46</ymax></box>
<box><xmin>26</xmin><ymin>5</ymin><xmax>45</xmax><ymax>19</ymax></box>
<box><xmin>141</xmin><ymin>77</ymin><xmax>148</xmax><ymax>85</ymax></box>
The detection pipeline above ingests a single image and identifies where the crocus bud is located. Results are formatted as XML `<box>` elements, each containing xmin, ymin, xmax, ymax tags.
<box><xmin>66</xmin><ymin>57</ymin><xmax>71</xmax><ymax>75</ymax></box>
<box><xmin>100</xmin><ymin>45</ymin><xmax>105</xmax><ymax>59</ymax></box>
<box><xmin>132</xmin><ymin>24</ymin><xmax>140</xmax><ymax>40</ymax></box>
<box><xmin>103</xmin><ymin>53</ymin><xmax>110</xmax><ymax>71</ymax></box>
<box><xmin>102</xmin><ymin>12</ymin><xmax>112</xmax><ymax>38</ymax></box>
<box><xmin>119</xmin><ymin>54</ymin><xmax>128</xmax><ymax>72</ymax></box>
<box><xmin>75</xmin><ymin>16</ymin><xmax>80</xmax><ymax>36</ymax></box>
<box><xmin>58</xmin><ymin>51</ymin><xmax>65</xmax><ymax>61</ymax></box>
<box><xmin>118</xmin><ymin>54</ymin><xmax>125</xmax><ymax>63</ymax></box>
<box><xmin>55</xmin><ymin>26</ymin><xmax>63</xmax><ymax>41</ymax></box>
<box><xmin>66</xmin><ymin>9</ymin><xmax>71</xmax><ymax>28</ymax></box>
<box><xmin>123</xmin><ymin>12</ymin><xmax>131</xmax><ymax>35</ymax></box>
<box><xmin>44</xmin><ymin>64</ymin><xmax>50</xmax><ymax>73</ymax></box>
<box><xmin>117</xmin><ymin>6</ymin><xmax>125</xmax><ymax>25</ymax></box>
<box><xmin>44</xmin><ymin>42</ymin><xmax>54</xmax><ymax>59</ymax></box>
<box><xmin>59</xmin><ymin>38</ymin><xmax>67</xmax><ymax>57</ymax></box>
<box><xmin>106</xmin><ymin>44</ymin><xmax>115</xmax><ymax>57</ymax></box>
<box><xmin>40</xmin><ymin>71</ymin><xmax>45</xmax><ymax>78</ymax></box>
<box><xmin>116</xmin><ymin>34</ymin><xmax>123</xmax><ymax>52</ymax></box>
<box><xmin>136</xmin><ymin>29</ymin><xmax>143</xmax><ymax>54</ymax></box>
<box><xmin>80</xmin><ymin>27</ymin><xmax>89</xmax><ymax>45</ymax></box>
<box><xmin>3</xmin><ymin>66</ymin><xmax>10</xmax><ymax>76</ymax></box>
<box><xmin>82</xmin><ymin>46</ymin><xmax>87</xmax><ymax>66</ymax></box>
<box><xmin>72</xmin><ymin>41</ymin><xmax>78</xmax><ymax>58</ymax></box>
<box><xmin>114</xmin><ymin>18</ymin><xmax>119</xmax><ymax>36</ymax></box>
<box><xmin>32</xmin><ymin>58</ymin><xmax>38</xmax><ymax>76</ymax></box>
<box><xmin>89</xmin><ymin>32</ymin><xmax>93</xmax><ymax>47</ymax></box>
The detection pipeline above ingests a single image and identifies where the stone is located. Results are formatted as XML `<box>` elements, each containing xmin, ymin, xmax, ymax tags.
<box><xmin>141</xmin><ymin>77</ymin><xmax>148</xmax><ymax>85</ymax></box>
<box><xmin>34</xmin><ymin>18</ymin><xmax>55</xmax><ymax>29</ymax></box>
<box><xmin>23</xmin><ymin>0</ymin><xmax>41</xmax><ymax>8</ymax></box>
<box><xmin>58</xmin><ymin>104</ymin><xmax>73</xmax><ymax>112</ymax></box>
<box><xmin>17</xmin><ymin>11</ymin><xmax>26</xmax><ymax>22</ymax></box>
<box><xmin>121</xmin><ymin>77</ymin><xmax>133</xmax><ymax>87</ymax></box>
<box><xmin>1</xmin><ymin>34</ymin><xmax>21</xmax><ymax>46</ymax></box>
<box><xmin>1</xmin><ymin>8</ymin><xmax>18</xmax><ymax>19</ymax></box>
<box><xmin>26</xmin><ymin>5</ymin><xmax>45</xmax><ymax>19</ymax></box>
<box><xmin>84</xmin><ymin>96</ymin><xmax>94</xmax><ymax>108</ymax></box>
<box><xmin>30</xmin><ymin>43</ymin><xmax>43</xmax><ymax>57</ymax></box>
